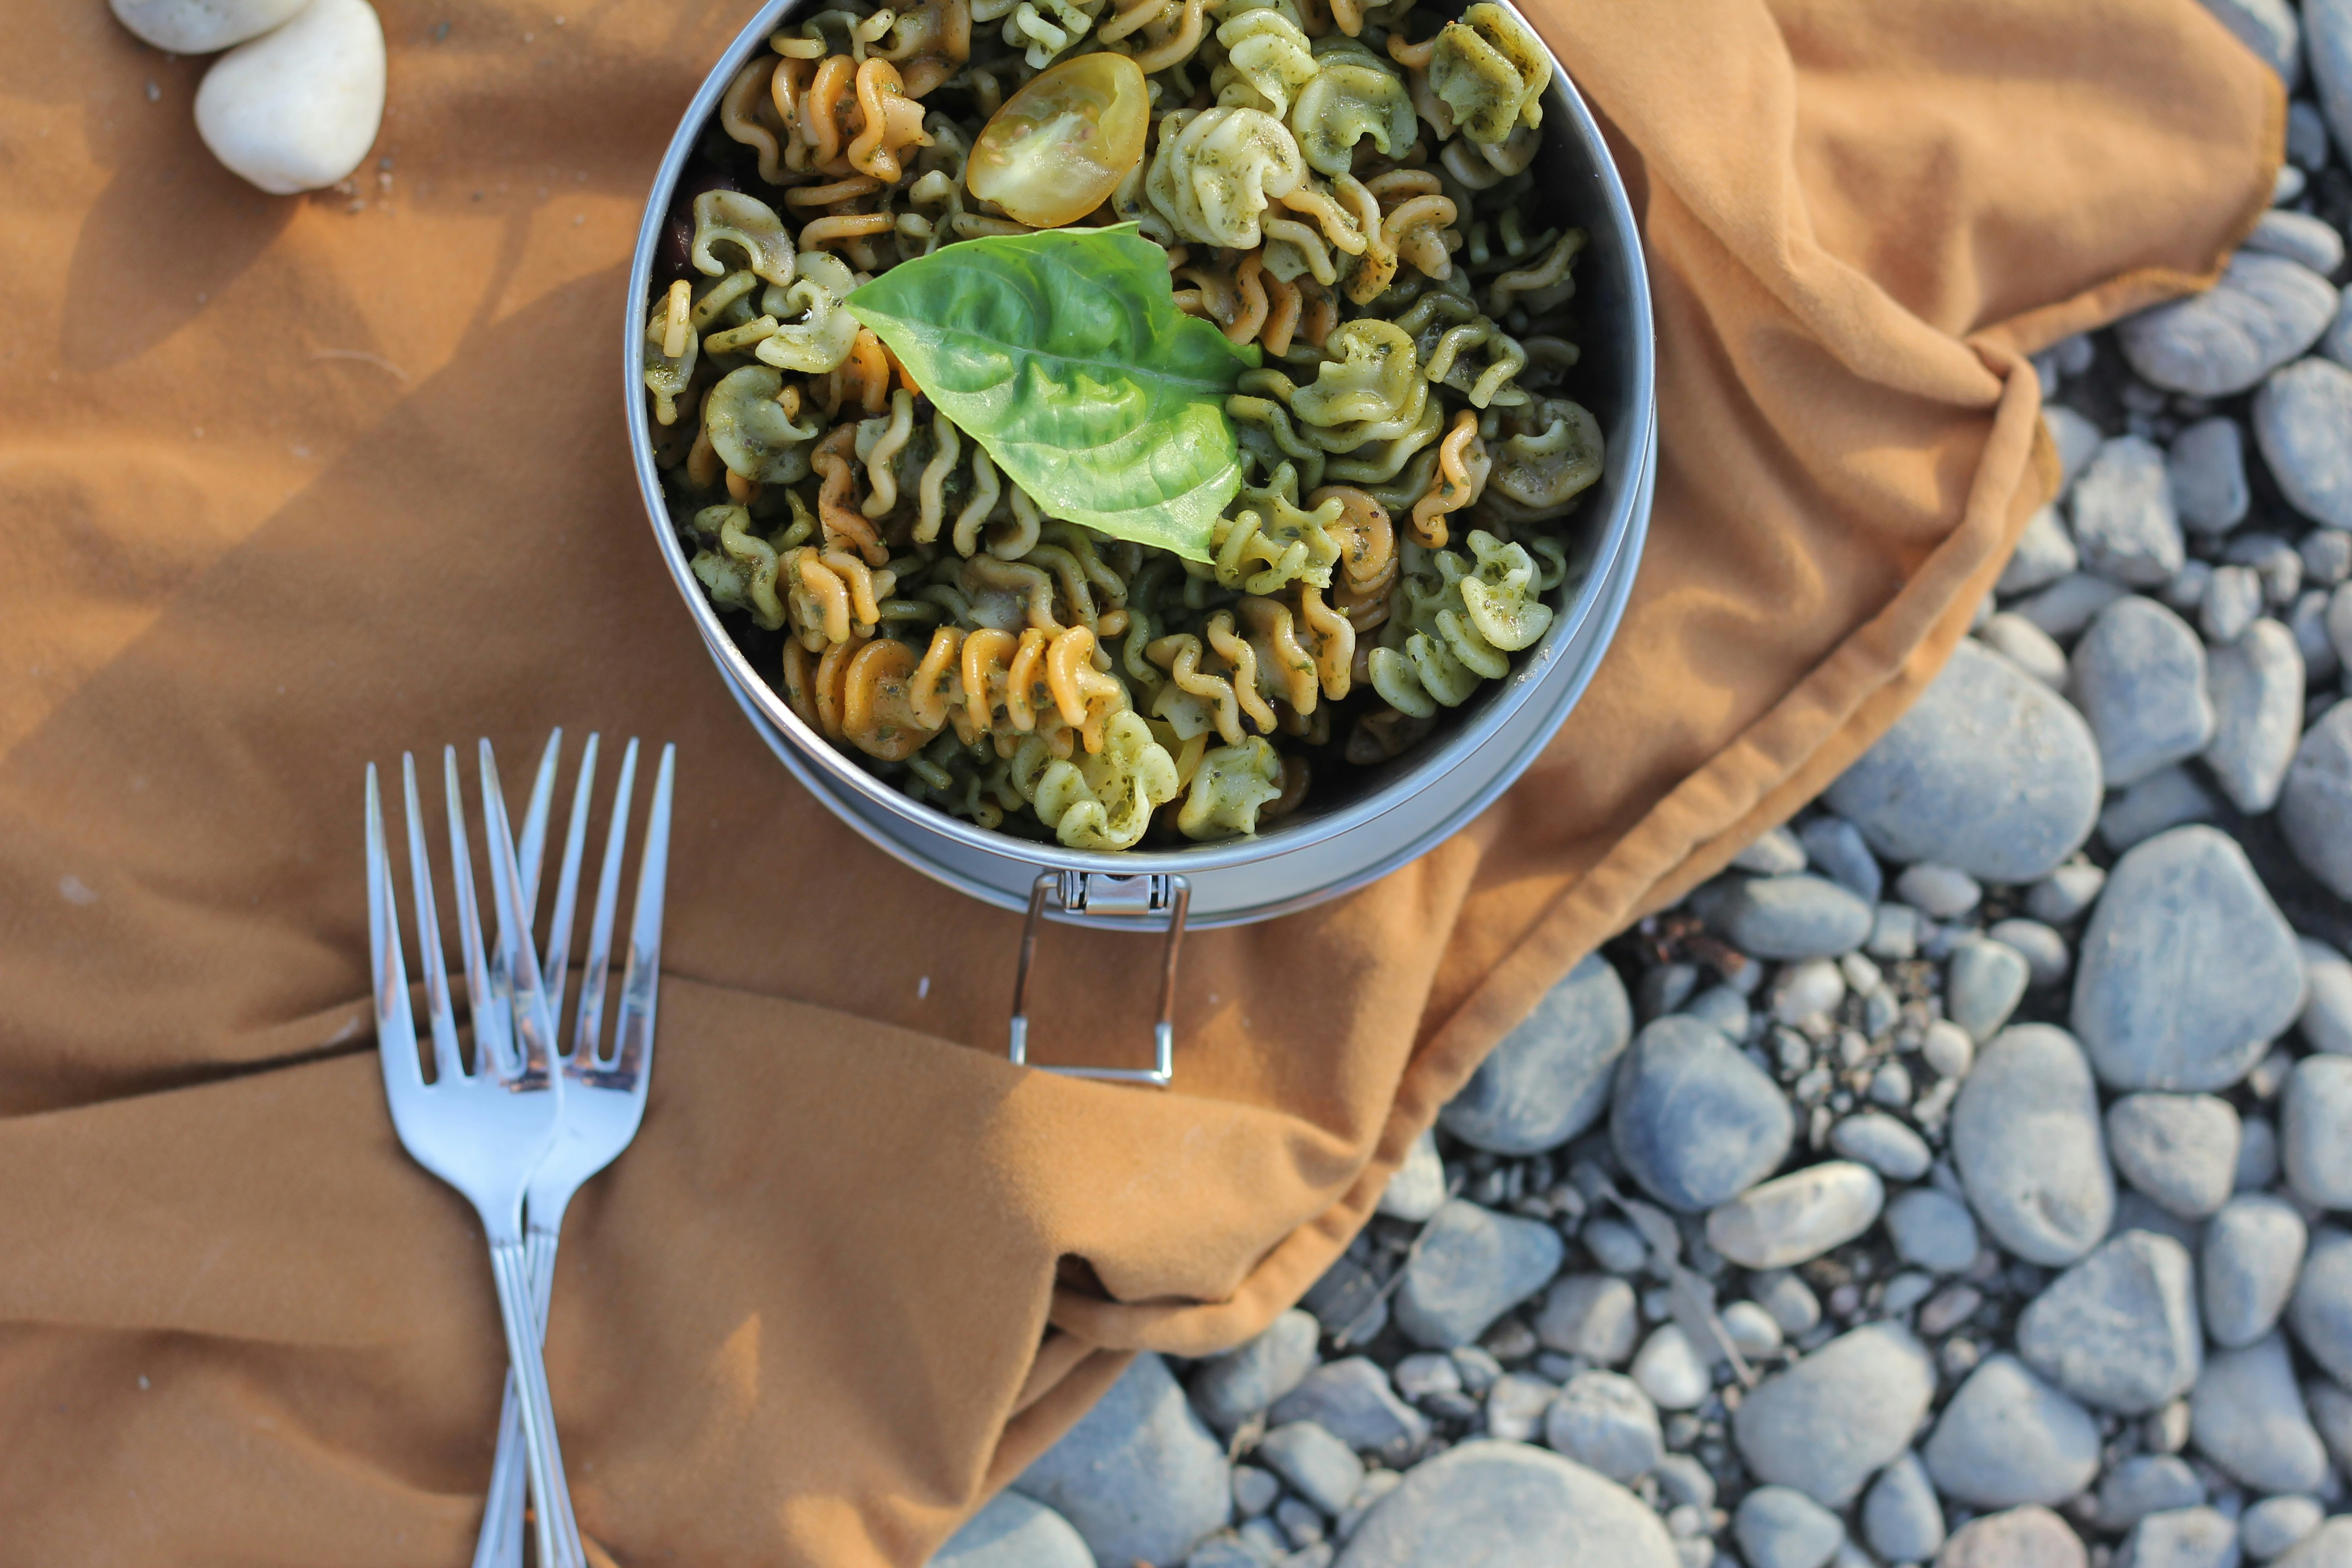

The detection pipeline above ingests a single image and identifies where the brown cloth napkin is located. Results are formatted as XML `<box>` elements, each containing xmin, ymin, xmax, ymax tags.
<box><xmin>0</xmin><ymin>0</ymin><xmax>2276</xmax><ymax>1561</ymax></box>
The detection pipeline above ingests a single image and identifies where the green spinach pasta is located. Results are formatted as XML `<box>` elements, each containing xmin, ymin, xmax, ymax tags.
<box><xmin>642</xmin><ymin>0</ymin><xmax>1605</xmax><ymax>850</ymax></box>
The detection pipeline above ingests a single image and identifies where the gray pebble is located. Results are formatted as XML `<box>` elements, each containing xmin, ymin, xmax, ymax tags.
<box><xmin>1753</xmin><ymin>1269</ymin><xmax>1824</xmax><ymax>1337</ymax></box>
<box><xmin>2204</xmin><ymin>1195</ymin><xmax>2309</xmax><ymax>1348</ymax></box>
<box><xmin>2292</xmin><ymin>98</ymin><xmax>2333</xmax><ymax>167</ymax></box>
<box><xmin>933</xmin><ymin>1491</ymin><xmax>1098</xmax><ymax>1568</ymax></box>
<box><xmin>2284</xmin><ymin>1056</ymin><xmax>2352</xmax><ymax>1208</ymax></box>
<box><xmin>2119</xmin><ymin>1507</ymin><xmax>2244</xmax><ymax>1568</ymax></box>
<box><xmin>1610</xmin><ymin>1016</ymin><xmax>1796</xmax><ymax>1213</ymax></box>
<box><xmin>2100</xmin><ymin>764</ymin><xmax>2224</xmax><ymax>852</ymax></box>
<box><xmin>2171</xmin><ymin>416</ymin><xmax>2254</xmax><ymax>534</ymax></box>
<box><xmin>1734</xmin><ymin>826</ymin><xmax>1809</xmax><ymax>876</ymax></box>
<box><xmin>1951</xmin><ymin>1025</ymin><xmax>2116</xmax><ymax>1265</ymax></box>
<box><xmin>2242</xmin><ymin>1495</ymin><xmax>2327</xmax><ymax>1561</ymax></box>
<box><xmin>1922</xmin><ymin>1018</ymin><xmax>1975</xmax><ymax>1078</ymax></box>
<box><xmin>2190</xmin><ymin>1333</ymin><xmax>2331</xmax><ymax>1493</ymax></box>
<box><xmin>2304</xmin><ymin>940</ymin><xmax>2352</xmax><ymax>1054</ymax></box>
<box><xmin>2015</xmin><ymin>1230</ymin><xmax>2203</xmax><ymax>1413</ymax></box>
<box><xmin>1731</xmin><ymin>1323</ymin><xmax>1936</xmax><ymax>1506</ymax></box>
<box><xmin>2250</xmin><ymin>211</ymin><xmax>2346</xmax><ymax>274</ymax></box>
<box><xmin>1735</xmin><ymin>1485</ymin><xmax>1845</xmax><ymax>1568</ymax></box>
<box><xmin>2289</xmin><ymin>591</ymin><xmax>2339</xmax><ymax>684</ymax></box>
<box><xmin>1980</xmin><ymin>612</ymin><xmax>2071</xmax><ymax>689</ymax></box>
<box><xmin>1481</xmin><ymin>1371</ymin><xmax>1557</xmax><ymax>1443</ymax></box>
<box><xmin>2117</xmin><ymin>252</ymin><xmax>2337</xmax><ymax>397</ymax></box>
<box><xmin>1706</xmin><ymin>1161</ymin><xmax>1884</xmax><ymax>1270</ymax></box>
<box><xmin>1331</xmin><ymin>1439</ymin><xmax>1678</xmax><ymax>1568</ymax></box>
<box><xmin>2107</xmin><ymin>1093</ymin><xmax>2244</xmax><ymax>1218</ymax></box>
<box><xmin>1798</xmin><ymin>815</ymin><xmax>1883</xmax><ymax>904</ymax></box>
<box><xmin>1684</xmin><ymin>984</ymin><xmax>1751</xmax><ymax>1039</ymax></box>
<box><xmin>1193</xmin><ymin>1310</ymin><xmax>1323</xmax><ymax>1432</ymax></box>
<box><xmin>2072</xmin><ymin>825</ymin><xmax>2307</xmax><ymax>1091</ymax></box>
<box><xmin>1869</xmin><ymin>902</ymin><xmax>1923</xmax><ymax>960</ymax></box>
<box><xmin>2238</xmin><ymin>1116</ymin><xmax>2283</xmax><ymax>1191</ymax></box>
<box><xmin>1829</xmin><ymin>1112</ymin><xmax>1932</xmax><ymax>1180</ymax></box>
<box><xmin>1630</xmin><ymin>1325</ymin><xmax>1710</xmax><ymax>1411</ymax></box>
<box><xmin>1389</xmin><ymin>1353</ymin><xmax>1459</xmax><ymax>1403</ymax></box>
<box><xmin>2205</xmin><ymin>618</ymin><xmax>2307</xmax><ymax>813</ymax></box>
<box><xmin>1581</xmin><ymin>1216</ymin><xmax>1649</xmax><ymax>1274</ymax></box>
<box><xmin>2273</xmin><ymin>1518</ymin><xmax>2352</xmax><ymax>1568</ymax></box>
<box><xmin>2172</xmin><ymin>559</ymin><xmax>2219</xmax><ymax>613</ymax></box>
<box><xmin>1988</xmin><ymin>917</ymin><xmax>2071</xmax><ymax>986</ymax></box>
<box><xmin>2281</xmin><ymin>700</ymin><xmax>2352</xmax><ymax>900</ymax></box>
<box><xmin>1691</xmin><ymin>874</ymin><xmax>1873</xmax><ymax>962</ymax></box>
<box><xmin>2028</xmin><ymin>862</ymin><xmax>2107</xmax><ymax>925</ymax></box>
<box><xmin>1270</xmin><ymin>1360</ymin><xmax>1429</xmax><ymax>1465</ymax></box>
<box><xmin>2072</xmin><ymin>596</ymin><xmax>2217</xmax><ymax>786</ymax></box>
<box><xmin>2048</xmin><ymin>404</ymin><xmax>2104</xmax><ymax>495</ymax></box>
<box><xmin>1543</xmin><ymin>1370</ymin><xmax>1662</xmax><ymax>1483</ymax></box>
<box><xmin>2289</xmin><ymin>1227</ymin><xmax>2352</xmax><ymax>1385</ymax></box>
<box><xmin>1377</xmin><ymin>1130</ymin><xmax>1446</xmax><ymax>1223</ymax></box>
<box><xmin>1257</xmin><ymin>1422</ymin><xmax>1364</xmax><ymax>1515</ymax></box>
<box><xmin>2101</xmin><ymin>1453</ymin><xmax>2209</xmax><ymax>1530</ymax></box>
<box><xmin>1440</xmin><ymin>952</ymin><xmax>1633</xmax><ymax>1155</ymax></box>
<box><xmin>2073</xmin><ymin>435</ymin><xmax>2187</xmax><ymax>587</ymax></box>
<box><xmin>1922</xmin><ymin>1352</ymin><xmax>2102</xmax><ymax>1507</ymax></box>
<box><xmin>1863</xmin><ymin>1450</ymin><xmax>1945</xmax><ymax>1563</ymax></box>
<box><xmin>2258</xmin><ymin>358</ymin><xmax>2352</xmax><ymax>530</ymax></box>
<box><xmin>2307</xmin><ymin>529</ymin><xmax>2352</xmax><ymax>586</ymax></box>
<box><xmin>2206</xmin><ymin>565</ymin><xmax>2269</xmax><ymax>645</ymax></box>
<box><xmin>1233</xmin><ymin>1465</ymin><xmax>1281</xmax><ymax>1518</ymax></box>
<box><xmin>2019</xmin><ymin>571</ymin><xmax>2133</xmax><ymax>638</ymax></box>
<box><xmin>1948</xmin><ymin>937</ymin><xmax>2031</xmax><ymax>1043</ymax></box>
<box><xmin>1014</xmin><ymin>1352</ymin><xmax>1231</xmax><ymax>1568</ymax></box>
<box><xmin>2200</xmin><ymin>0</ymin><xmax>2305</xmax><ymax>84</ymax></box>
<box><xmin>1825</xmin><ymin>639</ymin><xmax>2103</xmax><ymax>882</ymax></box>
<box><xmin>1886</xmin><ymin>1186</ymin><xmax>1980</xmax><ymax>1273</ymax></box>
<box><xmin>1936</xmin><ymin>1505</ymin><xmax>2090</xmax><ymax>1568</ymax></box>
<box><xmin>1394</xmin><ymin>1200</ymin><xmax>1566</xmax><ymax>1351</ymax></box>
<box><xmin>2001</xmin><ymin>506</ymin><xmax>2083</xmax><ymax>598</ymax></box>
<box><xmin>1722</xmin><ymin>1299</ymin><xmax>1784</xmax><ymax>1358</ymax></box>
<box><xmin>1770</xmin><ymin>958</ymin><xmax>1847</xmax><ymax>1025</ymax></box>
<box><xmin>1534</xmin><ymin>1274</ymin><xmax>1637</xmax><ymax>1365</ymax></box>
<box><xmin>1897</xmin><ymin>862</ymin><xmax>1983</xmax><ymax>919</ymax></box>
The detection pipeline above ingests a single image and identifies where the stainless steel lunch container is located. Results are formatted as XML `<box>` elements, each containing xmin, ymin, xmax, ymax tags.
<box><xmin>625</xmin><ymin>0</ymin><xmax>1656</xmax><ymax>1010</ymax></box>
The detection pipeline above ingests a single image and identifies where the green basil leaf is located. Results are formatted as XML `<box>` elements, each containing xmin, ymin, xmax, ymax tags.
<box><xmin>846</xmin><ymin>224</ymin><xmax>1259</xmax><ymax>561</ymax></box>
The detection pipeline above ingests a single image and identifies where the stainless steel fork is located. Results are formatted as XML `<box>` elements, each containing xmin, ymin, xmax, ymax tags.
<box><xmin>366</xmin><ymin>743</ymin><xmax>588</xmax><ymax>1568</ymax></box>
<box><xmin>471</xmin><ymin>732</ymin><xmax>674</xmax><ymax>1568</ymax></box>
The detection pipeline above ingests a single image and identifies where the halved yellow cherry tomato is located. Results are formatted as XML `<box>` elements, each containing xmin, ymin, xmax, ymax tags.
<box><xmin>966</xmin><ymin>53</ymin><xmax>1149</xmax><ymax>228</ymax></box>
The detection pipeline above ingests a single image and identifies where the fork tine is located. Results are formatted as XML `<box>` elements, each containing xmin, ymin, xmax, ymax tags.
<box><xmin>366</xmin><ymin>764</ymin><xmax>424</xmax><ymax>1088</ymax></box>
<box><xmin>571</xmin><ymin>737</ymin><xmax>639</xmax><ymax>1065</ymax></box>
<box><xmin>402</xmin><ymin>752</ymin><xmax>466</xmax><ymax>1084</ymax></box>
<box><xmin>516</xmin><ymin>728</ymin><xmax>563</xmax><ymax>927</ymax></box>
<box><xmin>443</xmin><ymin>744</ymin><xmax>500</xmax><ymax>1077</ymax></box>
<box><xmin>481</xmin><ymin>739</ymin><xmax>558</xmax><ymax>1075</ymax></box>
<box><xmin>539</xmin><ymin>733</ymin><xmax>599</xmax><ymax>1044</ymax></box>
<box><xmin>610</xmin><ymin>744</ymin><xmax>675</xmax><ymax>1076</ymax></box>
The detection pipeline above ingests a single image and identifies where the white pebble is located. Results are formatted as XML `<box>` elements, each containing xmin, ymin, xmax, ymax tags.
<box><xmin>111</xmin><ymin>0</ymin><xmax>309</xmax><ymax>52</ymax></box>
<box><xmin>1895</xmin><ymin>862</ymin><xmax>1982</xmax><ymax>919</ymax></box>
<box><xmin>1631</xmin><ymin>1325</ymin><xmax>1712</xmax><ymax>1411</ymax></box>
<box><xmin>196</xmin><ymin>0</ymin><xmax>387</xmax><ymax>195</ymax></box>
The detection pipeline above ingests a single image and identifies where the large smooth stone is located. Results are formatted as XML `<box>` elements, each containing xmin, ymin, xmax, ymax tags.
<box><xmin>2203</xmin><ymin>618</ymin><xmax>2306</xmax><ymax>815</ymax></box>
<box><xmin>2115</xmin><ymin>252</ymin><xmax>2337</xmax><ymax>397</ymax></box>
<box><xmin>2105</xmin><ymin>1093</ymin><xmax>2242</xmax><ymax>1219</ymax></box>
<box><xmin>2203</xmin><ymin>1195</ymin><xmax>2308</xmax><ymax>1349</ymax></box>
<box><xmin>2289</xmin><ymin>1227</ymin><xmax>2352</xmax><ymax>1386</ymax></box>
<box><xmin>931</xmin><ymin>1491</ymin><xmax>1096</xmax><ymax>1568</ymax></box>
<box><xmin>2014</xmin><ymin>1230</ymin><xmax>2202</xmax><ymax>1414</ymax></box>
<box><xmin>1824</xmin><ymin>639</ymin><xmax>2101</xmax><ymax>882</ymax></box>
<box><xmin>2069</xmin><ymin>596</ymin><xmax>2215</xmax><ymax>787</ymax></box>
<box><xmin>1392</xmin><ymin>1200</ymin><xmax>1565</xmax><ymax>1350</ymax></box>
<box><xmin>2169</xmin><ymin>416</ymin><xmax>2251</xmax><ymax>535</ymax></box>
<box><xmin>1935</xmin><ymin>1506</ymin><xmax>2087</xmax><ymax>1568</ymax></box>
<box><xmin>2256</xmin><ymin>357</ymin><xmax>2352</xmax><ymax>530</ymax></box>
<box><xmin>1922</xmin><ymin>1354</ymin><xmax>2102</xmax><ymax>1509</ymax></box>
<box><xmin>1732</xmin><ymin>1323</ymin><xmax>1936</xmax><ymax>1506</ymax></box>
<box><xmin>1609</xmin><ymin>1016</ymin><xmax>1795</xmax><ymax>1213</ymax></box>
<box><xmin>1862</xmin><ymin>1451</ymin><xmax>1946</xmax><ymax>1563</ymax></box>
<box><xmin>1950</xmin><ymin>1025</ymin><xmax>2115</xmax><ymax>1266</ymax></box>
<box><xmin>2190</xmin><ymin>1333</ymin><xmax>2331</xmax><ymax>1494</ymax></box>
<box><xmin>1690</xmin><ymin>874</ymin><xmax>1873</xmax><ymax>960</ymax></box>
<box><xmin>2282</xmin><ymin>701</ymin><xmax>2352</xmax><ymax>900</ymax></box>
<box><xmin>1705</xmin><ymin>1161</ymin><xmax>1884</xmax><ymax>1270</ymax></box>
<box><xmin>1013</xmin><ymin>1353</ymin><xmax>1229</xmax><ymax>1568</ymax></box>
<box><xmin>2070</xmin><ymin>436</ymin><xmax>2185</xmax><ymax>588</ymax></box>
<box><xmin>112</xmin><ymin>0</ymin><xmax>309</xmax><ymax>51</ymax></box>
<box><xmin>1334</xmin><ymin>1440</ymin><xmax>1678</xmax><ymax>1568</ymax></box>
<box><xmin>2118</xmin><ymin>1509</ymin><xmax>2244</xmax><ymax>1568</ymax></box>
<box><xmin>1734</xmin><ymin>1486</ymin><xmax>1846</xmax><ymax>1568</ymax></box>
<box><xmin>2070</xmin><ymin>827</ymin><xmax>2306</xmax><ymax>1092</ymax></box>
<box><xmin>1440</xmin><ymin>953</ymin><xmax>1632</xmax><ymax>1155</ymax></box>
<box><xmin>195</xmin><ymin>0</ymin><xmax>387</xmax><ymax>196</ymax></box>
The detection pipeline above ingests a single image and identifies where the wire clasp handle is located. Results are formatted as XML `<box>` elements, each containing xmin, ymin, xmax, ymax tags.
<box><xmin>1008</xmin><ymin>871</ymin><xmax>1189</xmax><ymax>1088</ymax></box>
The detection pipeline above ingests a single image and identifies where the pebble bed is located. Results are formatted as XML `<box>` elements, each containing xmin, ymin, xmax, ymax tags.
<box><xmin>932</xmin><ymin>7</ymin><xmax>2352</xmax><ymax>1564</ymax></box>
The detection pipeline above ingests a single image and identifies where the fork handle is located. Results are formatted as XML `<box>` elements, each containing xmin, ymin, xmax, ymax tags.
<box><xmin>489</xmin><ymin>1237</ymin><xmax>585</xmax><ymax>1568</ymax></box>
<box><xmin>474</xmin><ymin>1230</ymin><xmax>560</xmax><ymax>1568</ymax></box>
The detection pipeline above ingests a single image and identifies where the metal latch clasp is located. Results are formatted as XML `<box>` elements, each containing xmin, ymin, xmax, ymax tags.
<box><xmin>1007</xmin><ymin>871</ymin><xmax>1189</xmax><ymax>1087</ymax></box>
